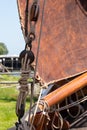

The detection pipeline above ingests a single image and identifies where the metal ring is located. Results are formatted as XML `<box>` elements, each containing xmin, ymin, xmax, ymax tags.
<box><xmin>29</xmin><ymin>32</ymin><xmax>35</xmax><ymax>41</ymax></box>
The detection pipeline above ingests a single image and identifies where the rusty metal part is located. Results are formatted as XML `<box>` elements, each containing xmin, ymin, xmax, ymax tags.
<box><xmin>17</xmin><ymin>0</ymin><xmax>87</xmax><ymax>83</ymax></box>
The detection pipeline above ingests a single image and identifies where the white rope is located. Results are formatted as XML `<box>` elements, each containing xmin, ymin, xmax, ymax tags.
<box><xmin>29</xmin><ymin>88</ymin><xmax>43</xmax><ymax>130</ymax></box>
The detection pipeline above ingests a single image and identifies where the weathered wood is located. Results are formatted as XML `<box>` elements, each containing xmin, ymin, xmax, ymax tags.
<box><xmin>43</xmin><ymin>72</ymin><xmax>87</xmax><ymax>107</ymax></box>
<box><xmin>0</xmin><ymin>81</ymin><xmax>18</xmax><ymax>84</ymax></box>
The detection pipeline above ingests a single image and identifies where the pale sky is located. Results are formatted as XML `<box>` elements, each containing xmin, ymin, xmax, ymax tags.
<box><xmin>0</xmin><ymin>0</ymin><xmax>25</xmax><ymax>55</ymax></box>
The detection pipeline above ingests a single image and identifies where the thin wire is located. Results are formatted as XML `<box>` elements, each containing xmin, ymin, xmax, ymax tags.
<box><xmin>29</xmin><ymin>89</ymin><xmax>43</xmax><ymax>130</ymax></box>
<box><xmin>28</xmin><ymin>0</ymin><xmax>46</xmax><ymax>118</ymax></box>
<box><xmin>58</xmin><ymin>95</ymin><xmax>87</xmax><ymax>112</ymax></box>
<box><xmin>47</xmin><ymin>94</ymin><xmax>87</xmax><ymax>113</ymax></box>
<box><xmin>32</xmin><ymin>0</ymin><xmax>46</xmax><ymax>87</ymax></box>
<box><xmin>28</xmin><ymin>0</ymin><xmax>46</xmax><ymax>129</ymax></box>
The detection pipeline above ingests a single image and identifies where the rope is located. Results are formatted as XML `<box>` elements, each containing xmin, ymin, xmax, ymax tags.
<box><xmin>26</xmin><ymin>0</ymin><xmax>40</xmax><ymax>121</ymax></box>
<box><xmin>70</xmin><ymin>110</ymin><xmax>87</xmax><ymax>127</ymax></box>
<box><xmin>25</xmin><ymin>0</ymin><xmax>29</xmax><ymax>36</ymax></box>
<box><xmin>53</xmin><ymin>95</ymin><xmax>87</xmax><ymax>112</ymax></box>
<box><xmin>15</xmin><ymin>0</ymin><xmax>46</xmax><ymax>129</ymax></box>
<box><xmin>66</xmin><ymin>96</ymin><xmax>81</xmax><ymax>118</ymax></box>
<box><xmin>16</xmin><ymin>53</ymin><xmax>31</xmax><ymax>120</ymax></box>
<box><xmin>51</xmin><ymin>112</ymin><xmax>63</xmax><ymax>130</ymax></box>
<box><xmin>29</xmin><ymin>88</ymin><xmax>43</xmax><ymax>130</ymax></box>
<box><xmin>32</xmin><ymin>0</ymin><xmax>46</xmax><ymax>87</ymax></box>
<box><xmin>51</xmin><ymin>103</ymin><xmax>63</xmax><ymax>130</ymax></box>
<box><xmin>28</xmin><ymin>0</ymin><xmax>46</xmax><ymax>129</ymax></box>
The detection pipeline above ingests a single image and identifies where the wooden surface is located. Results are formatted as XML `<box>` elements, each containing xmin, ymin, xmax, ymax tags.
<box><xmin>17</xmin><ymin>0</ymin><xmax>87</xmax><ymax>83</ymax></box>
<box><xmin>43</xmin><ymin>72</ymin><xmax>87</xmax><ymax>107</ymax></box>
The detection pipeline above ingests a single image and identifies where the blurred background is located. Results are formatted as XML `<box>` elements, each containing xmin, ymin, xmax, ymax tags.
<box><xmin>0</xmin><ymin>0</ymin><xmax>25</xmax><ymax>55</ymax></box>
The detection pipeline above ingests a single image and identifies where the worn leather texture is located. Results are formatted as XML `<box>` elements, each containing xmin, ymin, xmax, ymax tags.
<box><xmin>17</xmin><ymin>0</ymin><xmax>87</xmax><ymax>83</ymax></box>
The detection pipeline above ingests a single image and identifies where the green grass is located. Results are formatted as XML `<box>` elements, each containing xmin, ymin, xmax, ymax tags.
<box><xmin>0</xmin><ymin>75</ymin><xmax>30</xmax><ymax>130</ymax></box>
<box><xmin>0</xmin><ymin>101</ymin><xmax>17</xmax><ymax>130</ymax></box>
<box><xmin>0</xmin><ymin>74</ymin><xmax>20</xmax><ymax>81</ymax></box>
<box><xmin>0</xmin><ymin>87</ymin><xmax>18</xmax><ymax>130</ymax></box>
<box><xmin>0</xmin><ymin>87</ymin><xmax>31</xmax><ymax>130</ymax></box>
<box><xmin>0</xmin><ymin>87</ymin><xmax>18</xmax><ymax>101</ymax></box>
